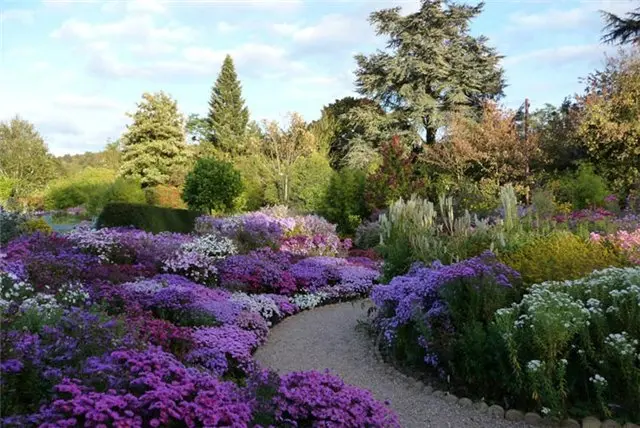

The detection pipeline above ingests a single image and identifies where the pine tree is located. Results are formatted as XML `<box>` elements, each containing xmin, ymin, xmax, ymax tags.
<box><xmin>207</xmin><ymin>55</ymin><xmax>250</xmax><ymax>158</ymax></box>
<box><xmin>120</xmin><ymin>92</ymin><xmax>189</xmax><ymax>188</ymax></box>
<box><xmin>354</xmin><ymin>0</ymin><xmax>505</xmax><ymax>145</ymax></box>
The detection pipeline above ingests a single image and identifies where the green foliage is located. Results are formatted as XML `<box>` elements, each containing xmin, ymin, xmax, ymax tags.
<box><xmin>120</xmin><ymin>91</ymin><xmax>190</xmax><ymax>188</ymax></box>
<box><xmin>531</xmin><ymin>188</ymin><xmax>557</xmax><ymax>219</ymax></box>
<box><xmin>0</xmin><ymin>177</ymin><xmax>16</xmax><ymax>203</ymax></box>
<box><xmin>182</xmin><ymin>157</ymin><xmax>243</xmax><ymax>213</ymax></box>
<box><xmin>439</xmin><ymin>277</ymin><xmax>519</xmax><ymax>398</ymax></box>
<box><xmin>101</xmin><ymin>178</ymin><xmax>146</xmax><ymax>206</ymax></box>
<box><xmin>144</xmin><ymin>185</ymin><xmax>186</xmax><ymax>209</ymax></box>
<box><xmin>354</xmin><ymin>0</ymin><xmax>505</xmax><ymax>144</ymax></box>
<box><xmin>579</xmin><ymin>50</ymin><xmax>640</xmax><ymax>190</ymax></box>
<box><xmin>289</xmin><ymin>152</ymin><xmax>333</xmax><ymax>213</ymax></box>
<box><xmin>500</xmin><ymin>231</ymin><xmax>627</xmax><ymax>285</ymax></box>
<box><xmin>0</xmin><ymin>116</ymin><xmax>57</xmax><ymax>195</ymax></box>
<box><xmin>379</xmin><ymin>195</ymin><xmax>439</xmax><ymax>279</ymax></box>
<box><xmin>206</xmin><ymin>55</ymin><xmax>249</xmax><ymax>158</ymax></box>
<box><xmin>495</xmin><ymin>267</ymin><xmax>640</xmax><ymax>420</ymax></box>
<box><xmin>19</xmin><ymin>217</ymin><xmax>53</xmax><ymax>235</ymax></box>
<box><xmin>0</xmin><ymin>210</ymin><xmax>26</xmax><ymax>244</ymax></box>
<box><xmin>312</xmin><ymin>97</ymin><xmax>389</xmax><ymax>168</ymax></box>
<box><xmin>320</xmin><ymin>168</ymin><xmax>369</xmax><ymax>235</ymax></box>
<box><xmin>56</xmin><ymin>141</ymin><xmax>121</xmax><ymax>176</ymax></box>
<box><xmin>365</xmin><ymin>136</ymin><xmax>426</xmax><ymax>212</ymax></box>
<box><xmin>529</xmin><ymin>100</ymin><xmax>586</xmax><ymax>174</ymax></box>
<box><xmin>556</xmin><ymin>164</ymin><xmax>610</xmax><ymax>209</ymax></box>
<box><xmin>45</xmin><ymin>168</ymin><xmax>117</xmax><ymax>214</ymax></box>
<box><xmin>96</xmin><ymin>203</ymin><xmax>203</xmax><ymax>233</ymax></box>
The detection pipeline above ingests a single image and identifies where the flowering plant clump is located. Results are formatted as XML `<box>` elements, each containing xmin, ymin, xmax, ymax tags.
<box><xmin>273</xmin><ymin>370</ymin><xmax>401</xmax><ymax>427</ymax></box>
<box><xmin>591</xmin><ymin>227</ymin><xmax>640</xmax><ymax>265</ymax></box>
<box><xmin>219</xmin><ymin>248</ymin><xmax>297</xmax><ymax>295</ymax></box>
<box><xmin>162</xmin><ymin>234</ymin><xmax>235</xmax><ymax>285</ymax></box>
<box><xmin>195</xmin><ymin>210</ymin><xmax>351</xmax><ymax>255</ymax></box>
<box><xmin>495</xmin><ymin>267</ymin><xmax>640</xmax><ymax>420</ymax></box>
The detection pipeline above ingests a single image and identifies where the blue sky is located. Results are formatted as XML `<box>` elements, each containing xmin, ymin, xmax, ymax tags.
<box><xmin>0</xmin><ymin>0</ymin><xmax>636</xmax><ymax>155</ymax></box>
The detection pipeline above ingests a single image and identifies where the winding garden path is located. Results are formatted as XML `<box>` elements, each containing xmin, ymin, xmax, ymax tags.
<box><xmin>254</xmin><ymin>300</ymin><xmax>528</xmax><ymax>428</ymax></box>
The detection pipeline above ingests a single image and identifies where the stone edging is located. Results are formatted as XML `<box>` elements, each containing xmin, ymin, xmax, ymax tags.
<box><xmin>371</xmin><ymin>333</ymin><xmax>639</xmax><ymax>428</ymax></box>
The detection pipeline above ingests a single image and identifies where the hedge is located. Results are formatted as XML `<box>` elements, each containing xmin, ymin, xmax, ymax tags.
<box><xmin>96</xmin><ymin>203</ymin><xmax>203</xmax><ymax>234</ymax></box>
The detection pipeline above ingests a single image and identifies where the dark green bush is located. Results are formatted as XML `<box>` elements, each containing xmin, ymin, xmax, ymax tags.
<box><xmin>320</xmin><ymin>168</ymin><xmax>369</xmax><ymax>235</ymax></box>
<box><xmin>556</xmin><ymin>163</ymin><xmax>610</xmax><ymax>209</ymax></box>
<box><xmin>96</xmin><ymin>203</ymin><xmax>203</xmax><ymax>233</ymax></box>
<box><xmin>182</xmin><ymin>157</ymin><xmax>243</xmax><ymax>214</ymax></box>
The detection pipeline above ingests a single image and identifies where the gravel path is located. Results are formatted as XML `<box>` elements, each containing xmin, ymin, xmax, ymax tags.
<box><xmin>254</xmin><ymin>299</ymin><xmax>528</xmax><ymax>428</ymax></box>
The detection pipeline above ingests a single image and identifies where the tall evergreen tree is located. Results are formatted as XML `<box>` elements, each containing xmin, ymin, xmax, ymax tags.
<box><xmin>120</xmin><ymin>91</ymin><xmax>189</xmax><ymax>188</ymax></box>
<box><xmin>602</xmin><ymin>7</ymin><xmax>640</xmax><ymax>46</ymax></box>
<box><xmin>354</xmin><ymin>0</ymin><xmax>505</xmax><ymax>145</ymax></box>
<box><xmin>207</xmin><ymin>55</ymin><xmax>250</xmax><ymax>158</ymax></box>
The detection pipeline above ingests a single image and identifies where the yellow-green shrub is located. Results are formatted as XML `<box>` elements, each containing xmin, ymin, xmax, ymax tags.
<box><xmin>18</xmin><ymin>217</ymin><xmax>52</xmax><ymax>235</ymax></box>
<box><xmin>500</xmin><ymin>231</ymin><xmax>627</xmax><ymax>285</ymax></box>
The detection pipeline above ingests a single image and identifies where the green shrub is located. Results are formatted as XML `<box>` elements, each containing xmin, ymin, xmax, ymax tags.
<box><xmin>290</xmin><ymin>152</ymin><xmax>333</xmax><ymax>213</ymax></box>
<box><xmin>495</xmin><ymin>267</ymin><xmax>640</xmax><ymax>420</ymax></box>
<box><xmin>101</xmin><ymin>178</ymin><xmax>146</xmax><ymax>204</ymax></box>
<box><xmin>0</xmin><ymin>210</ymin><xmax>26</xmax><ymax>244</ymax></box>
<box><xmin>500</xmin><ymin>231</ymin><xmax>627</xmax><ymax>285</ymax></box>
<box><xmin>19</xmin><ymin>217</ymin><xmax>53</xmax><ymax>235</ymax></box>
<box><xmin>320</xmin><ymin>168</ymin><xmax>369</xmax><ymax>235</ymax></box>
<box><xmin>557</xmin><ymin>163</ymin><xmax>610</xmax><ymax>209</ymax></box>
<box><xmin>0</xmin><ymin>177</ymin><xmax>16</xmax><ymax>203</ymax></box>
<box><xmin>44</xmin><ymin>167</ymin><xmax>116</xmax><ymax>212</ymax></box>
<box><xmin>96</xmin><ymin>203</ymin><xmax>203</xmax><ymax>233</ymax></box>
<box><xmin>182</xmin><ymin>157</ymin><xmax>243</xmax><ymax>214</ymax></box>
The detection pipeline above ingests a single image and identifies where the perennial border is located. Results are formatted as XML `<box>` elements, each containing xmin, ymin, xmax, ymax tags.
<box><xmin>371</xmin><ymin>333</ymin><xmax>640</xmax><ymax>428</ymax></box>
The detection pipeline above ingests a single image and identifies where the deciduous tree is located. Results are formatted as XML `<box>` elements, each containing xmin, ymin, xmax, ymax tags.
<box><xmin>578</xmin><ymin>50</ymin><xmax>640</xmax><ymax>190</ymax></box>
<box><xmin>0</xmin><ymin>116</ymin><xmax>56</xmax><ymax>195</ymax></box>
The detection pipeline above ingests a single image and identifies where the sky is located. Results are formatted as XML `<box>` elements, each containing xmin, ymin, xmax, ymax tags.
<box><xmin>0</xmin><ymin>0</ymin><xmax>637</xmax><ymax>155</ymax></box>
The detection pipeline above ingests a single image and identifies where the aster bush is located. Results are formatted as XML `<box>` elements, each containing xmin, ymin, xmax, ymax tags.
<box><xmin>372</xmin><ymin>251</ymin><xmax>521</xmax><ymax>397</ymax></box>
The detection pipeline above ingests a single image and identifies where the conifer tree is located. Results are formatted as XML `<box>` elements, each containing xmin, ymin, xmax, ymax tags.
<box><xmin>207</xmin><ymin>55</ymin><xmax>250</xmax><ymax>157</ymax></box>
<box><xmin>120</xmin><ymin>91</ymin><xmax>189</xmax><ymax>188</ymax></box>
<box><xmin>354</xmin><ymin>0</ymin><xmax>505</xmax><ymax>145</ymax></box>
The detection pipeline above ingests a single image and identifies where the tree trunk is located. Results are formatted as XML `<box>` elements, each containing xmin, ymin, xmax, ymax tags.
<box><xmin>283</xmin><ymin>174</ymin><xmax>289</xmax><ymax>205</ymax></box>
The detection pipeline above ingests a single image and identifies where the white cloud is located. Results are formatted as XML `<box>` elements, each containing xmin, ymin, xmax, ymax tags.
<box><xmin>53</xmin><ymin>94</ymin><xmax>123</xmax><ymax>110</ymax></box>
<box><xmin>503</xmin><ymin>44</ymin><xmax>614</xmax><ymax>67</ymax></box>
<box><xmin>216</xmin><ymin>21</ymin><xmax>238</xmax><ymax>33</ymax></box>
<box><xmin>509</xmin><ymin>8</ymin><xmax>590</xmax><ymax>30</ymax></box>
<box><xmin>272</xmin><ymin>13</ymin><xmax>373</xmax><ymax>50</ymax></box>
<box><xmin>101</xmin><ymin>0</ymin><xmax>167</xmax><ymax>14</ymax></box>
<box><xmin>507</xmin><ymin>1</ymin><xmax>638</xmax><ymax>32</ymax></box>
<box><xmin>0</xmin><ymin>9</ymin><xmax>35</xmax><ymax>25</ymax></box>
<box><xmin>51</xmin><ymin>16</ymin><xmax>194</xmax><ymax>44</ymax></box>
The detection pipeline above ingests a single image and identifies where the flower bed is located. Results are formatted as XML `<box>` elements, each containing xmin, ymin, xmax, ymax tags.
<box><xmin>0</xmin><ymin>214</ymin><xmax>397</xmax><ymax>427</ymax></box>
<box><xmin>371</xmin><ymin>254</ymin><xmax>640</xmax><ymax>422</ymax></box>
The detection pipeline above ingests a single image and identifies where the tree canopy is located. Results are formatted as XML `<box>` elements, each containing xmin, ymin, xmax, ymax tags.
<box><xmin>354</xmin><ymin>0</ymin><xmax>505</xmax><ymax>145</ymax></box>
<box><xmin>0</xmin><ymin>116</ymin><xmax>56</xmax><ymax>195</ymax></box>
<box><xmin>120</xmin><ymin>92</ymin><xmax>190</xmax><ymax>188</ymax></box>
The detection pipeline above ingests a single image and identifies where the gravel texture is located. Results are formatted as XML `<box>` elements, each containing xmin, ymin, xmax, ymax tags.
<box><xmin>254</xmin><ymin>299</ymin><xmax>529</xmax><ymax>428</ymax></box>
